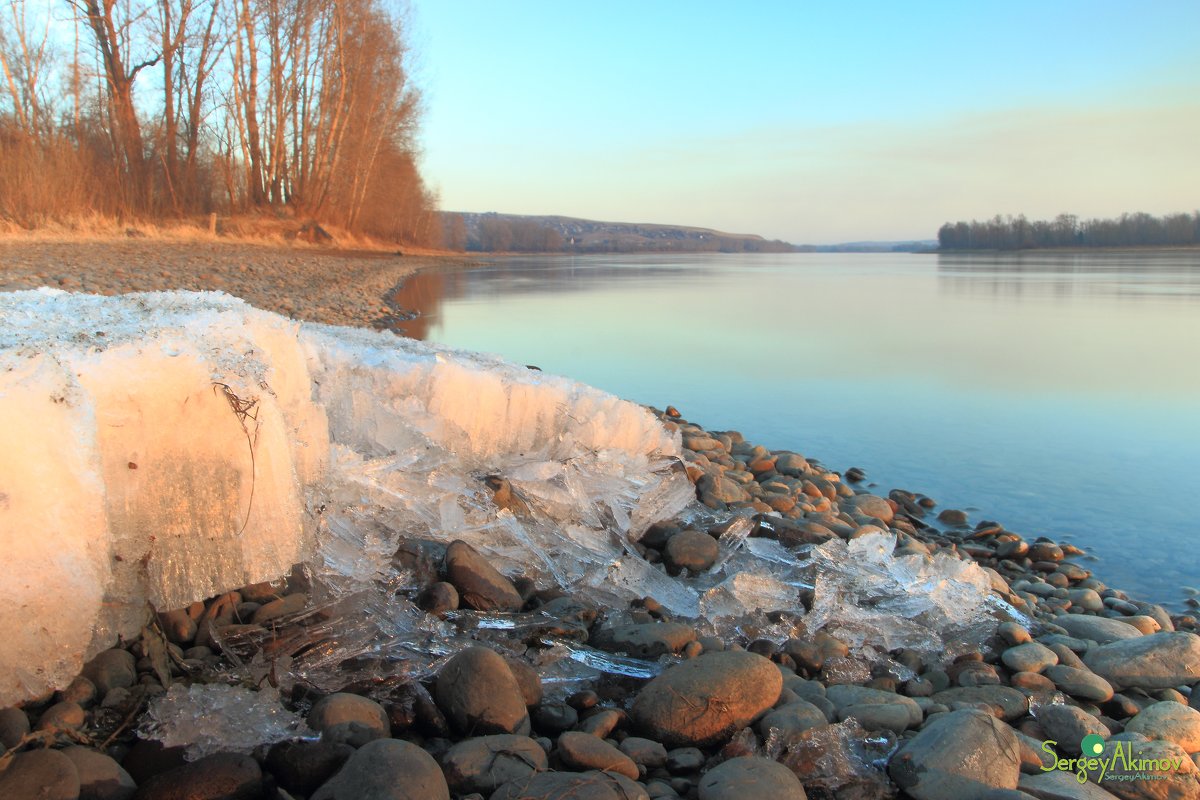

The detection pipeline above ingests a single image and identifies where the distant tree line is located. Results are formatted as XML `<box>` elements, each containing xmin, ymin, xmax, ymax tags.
<box><xmin>938</xmin><ymin>212</ymin><xmax>1200</xmax><ymax>251</ymax></box>
<box><xmin>0</xmin><ymin>0</ymin><xmax>438</xmax><ymax>244</ymax></box>
<box><xmin>441</xmin><ymin>212</ymin><xmax>796</xmax><ymax>254</ymax></box>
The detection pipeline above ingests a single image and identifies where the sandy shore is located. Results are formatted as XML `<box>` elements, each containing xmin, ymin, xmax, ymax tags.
<box><xmin>0</xmin><ymin>238</ymin><xmax>469</xmax><ymax>329</ymax></box>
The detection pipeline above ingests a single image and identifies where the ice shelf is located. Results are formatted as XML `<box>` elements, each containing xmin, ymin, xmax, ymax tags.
<box><xmin>0</xmin><ymin>290</ymin><xmax>688</xmax><ymax>705</ymax></box>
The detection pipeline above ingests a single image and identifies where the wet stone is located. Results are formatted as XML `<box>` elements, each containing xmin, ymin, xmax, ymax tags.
<box><xmin>436</xmin><ymin>646</ymin><xmax>531</xmax><ymax>736</ymax></box>
<box><xmin>1035</xmin><ymin>705</ymin><xmax>1109</xmax><ymax>754</ymax></box>
<box><xmin>1084</xmin><ymin>632</ymin><xmax>1200</xmax><ymax>691</ymax></box>
<box><xmin>311</xmin><ymin>738</ymin><xmax>450</xmax><ymax>800</ymax></box>
<box><xmin>441</xmin><ymin>734</ymin><xmax>548</xmax><ymax>795</ymax></box>
<box><xmin>0</xmin><ymin>705</ymin><xmax>30</xmax><ymax>748</ymax></box>
<box><xmin>444</xmin><ymin>540</ymin><xmax>524</xmax><ymax>612</ymax></box>
<box><xmin>491</xmin><ymin>770</ymin><xmax>650</xmax><ymax>800</ymax></box>
<box><xmin>889</xmin><ymin>709</ymin><xmax>1020</xmax><ymax>799</ymax></box>
<box><xmin>1124</xmin><ymin>701</ymin><xmax>1200</xmax><ymax>754</ymax></box>
<box><xmin>308</xmin><ymin>692</ymin><xmax>390</xmax><ymax>747</ymax></box>
<box><xmin>0</xmin><ymin>749</ymin><xmax>80</xmax><ymax>800</ymax></box>
<box><xmin>557</xmin><ymin>731</ymin><xmax>640</xmax><ymax>779</ymax></box>
<box><xmin>82</xmin><ymin>648</ymin><xmax>137</xmax><ymax>695</ymax></box>
<box><xmin>133</xmin><ymin>752</ymin><xmax>261</xmax><ymax>800</ymax></box>
<box><xmin>592</xmin><ymin>622</ymin><xmax>697</xmax><ymax>659</ymax></box>
<box><xmin>1043</xmin><ymin>666</ymin><xmax>1114</xmax><ymax>703</ymax></box>
<box><xmin>1002</xmin><ymin>642</ymin><xmax>1059</xmax><ymax>674</ymax></box>
<box><xmin>663</xmin><ymin>530</ymin><xmax>720</xmax><ymax>573</ymax></box>
<box><xmin>631</xmin><ymin>651</ymin><xmax>782</xmax><ymax>747</ymax></box>
<box><xmin>265</xmin><ymin>742</ymin><xmax>353</xmax><ymax>794</ymax></box>
<box><xmin>697</xmin><ymin>757</ymin><xmax>807</xmax><ymax>800</ymax></box>
<box><xmin>62</xmin><ymin>746</ymin><xmax>136</xmax><ymax>800</ymax></box>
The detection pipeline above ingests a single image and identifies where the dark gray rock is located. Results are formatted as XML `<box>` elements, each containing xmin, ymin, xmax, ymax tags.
<box><xmin>1018</xmin><ymin>771</ymin><xmax>1118</xmax><ymax>799</ymax></box>
<box><xmin>436</xmin><ymin>646</ymin><xmax>531</xmax><ymax>735</ymax></box>
<box><xmin>82</xmin><ymin>648</ymin><xmax>137</xmax><ymax>694</ymax></box>
<box><xmin>630</xmin><ymin>651</ymin><xmax>782</xmax><ymax>747</ymax></box>
<box><xmin>1002</xmin><ymin>642</ymin><xmax>1059</xmax><ymax>674</ymax></box>
<box><xmin>697</xmin><ymin>756</ymin><xmax>806</xmax><ymax>799</ymax></box>
<box><xmin>131</xmin><ymin>752</ymin><xmax>261</xmax><ymax>800</ymax></box>
<box><xmin>0</xmin><ymin>749</ymin><xmax>80</xmax><ymax>800</ymax></box>
<box><xmin>1036</xmin><ymin>704</ymin><xmax>1109</xmax><ymax>754</ymax></box>
<box><xmin>311</xmin><ymin>738</ymin><xmax>449</xmax><ymax>800</ymax></box>
<box><xmin>445</xmin><ymin>540</ymin><xmax>524</xmax><ymax>612</ymax></box>
<box><xmin>1088</xmin><ymin>738</ymin><xmax>1200</xmax><ymax>799</ymax></box>
<box><xmin>557</xmin><ymin>731</ymin><xmax>639</xmax><ymax>779</ymax></box>
<box><xmin>888</xmin><ymin>709</ymin><xmax>1021</xmax><ymax>799</ymax></box>
<box><xmin>441</xmin><ymin>734</ymin><xmax>547</xmax><ymax>795</ymax></box>
<box><xmin>1083</xmin><ymin>633</ymin><xmax>1200</xmax><ymax>691</ymax></box>
<box><xmin>931</xmin><ymin>686</ymin><xmax>1029</xmax><ymax>721</ymax></box>
<box><xmin>619</xmin><ymin>737</ymin><xmax>668</xmax><ymax>769</ymax></box>
<box><xmin>490</xmin><ymin>770</ymin><xmax>649</xmax><ymax>800</ymax></box>
<box><xmin>1044</xmin><ymin>666</ymin><xmax>1114</xmax><ymax>703</ymax></box>
<box><xmin>592</xmin><ymin>622</ymin><xmax>697</xmax><ymax>659</ymax></box>
<box><xmin>63</xmin><ymin>746</ymin><xmax>136</xmax><ymax>800</ymax></box>
<box><xmin>265</xmin><ymin>739</ymin><xmax>354</xmax><ymax>795</ymax></box>
<box><xmin>308</xmin><ymin>692</ymin><xmax>390</xmax><ymax>746</ymax></box>
<box><xmin>1124</xmin><ymin>701</ymin><xmax>1200</xmax><ymax>754</ymax></box>
<box><xmin>37</xmin><ymin>700</ymin><xmax>87</xmax><ymax>732</ymax></box>
<box><xmin>757</xmin><ymin>700</ymin><xmax>828</xmax><ymax>739</ymax></box>
<box><xmin>1054</xmin><ymin>616</ymin><xmax>1144</xmax><ymax>645</ymax></box>
<box><xmin>663</xmin><ymin>530</ymin><xmax>720</xmax><ymax>573</ymax></box>
<box><xmin>0</xmin><ymin>705</ymin><xmax>30</xmax><ymax>748</ymax></box>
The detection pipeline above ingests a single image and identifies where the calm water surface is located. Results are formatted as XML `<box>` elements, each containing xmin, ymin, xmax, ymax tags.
<box><xmin>391</xmin><ymin>252</ymin><xmax>1200</xmax><ymax>610</ymax></box>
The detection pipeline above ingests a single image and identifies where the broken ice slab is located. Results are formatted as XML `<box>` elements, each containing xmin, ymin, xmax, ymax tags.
<box><xmin>546</xmin><ymin>641</ymin><xmax>667</xmax><ymax>679</ymax></box>
<box><xmin>802</xmin><ymin>531</ymin><xmax>1008</xmax><ymax>661</ymax></box>
<box><xmin>139</xmin><ymin>684</ymin><xmax>310</xmax><ymax>760</ymax></box>
<box><xmin>583</xmin><ymin>555</ymin><xmax>701</xmax><ymax>618</ymax></box>
<box><xmin>699</xmin><ymin>572</ymin><xmax>802</xmax><ymax>619</ymax></box>
<box><xmin>776</xmin><ymin>718</ymin><xmax>897</xmax><ymax>796</ymax></box>
<box><xmin>708</xmin><ymin>516</ymin><xmax>757</xmax><ymax>572</ymax></box>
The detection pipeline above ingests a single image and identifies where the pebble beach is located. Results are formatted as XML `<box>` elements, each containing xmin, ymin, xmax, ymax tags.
<box><xmin>2</xmin><ymin>239</ymin><xmax>1199</xmax><ymax>800</ymax></box>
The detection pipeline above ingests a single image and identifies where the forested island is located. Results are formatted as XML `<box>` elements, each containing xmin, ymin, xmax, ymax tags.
<box><xmin>938</xmin><ymin>211</ymin><xmax>1200</xmax><ymax>251</ymax></box>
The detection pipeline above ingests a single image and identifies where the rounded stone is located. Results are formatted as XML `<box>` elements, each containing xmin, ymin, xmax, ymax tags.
<box><xmin>845</xmin><ymin>493</ymin><xmax>894</xmax><ymax>524</ymax></box>
<box><xmin>132</xmin><ymin>752</ymin><xmax>261</xmax><ymax>800</ymax></box>
<box><xmin>1054</xmin><ymin>615</ymin><xmax>1144</xmax><ymax>645</ymax></box>
<box><xmin>1001</xmin><ymin>642</ymin><xmax>1058</xmax><ymax>674</ymax></box>
<box><xmin>441</xmin><ymin>734</ymin><xmax>547</xmax><ymax>795</ymax></box>
<box><xmin>1035</xmin><ymin>704</ymin><xmax>1109</xmax><ymax>754</ymax></box>
<box><xmin>0</xmin><ymin>705</ymin><xmax>30</xmax><ymax>748</ymax></box>
<box><xmin>592</xmin><ymin>622</ymin><xmax>697</xmax><ymax>659</ymax></box>
<box><xmin>444</xmin><ymin>540</ymin><xmax>523</xmax><ymax>612</ymax></box>
<box><xmin>758</xmin><ymin>700</ymin><xmax>828</xmax><ymax>739</ymax></box>
<box><xmin>1043</xmin><ymin>666</ymin><xmax>1114</xmax><ymax>703</ymax></box>
<box><xmin>664</xmin><ymin>530</ymin><xmax>720</xmax><ymax>573</ymax></box>
<box><xmin>619</xmin><ymin>737</ymin><xmax>668</xmax><ymax>768</ymax></box>
<box><xmin>81</xmin><ymin>648</ymin><xmax>137</xmax><ymax>694</ymax></box>
<box><xmin>491</xmin><ymin>770</ymin><xmax>649</xmax><ymax>800</ymax></box>
<box><xmin>36</xmin><ymin>700</ymin><xmax>87</xmax><ymax>732</ymax></box>
<box><xmin>311</xmin><ymin>738</ymin><xmax>449</xmax><ymax>800</ymax></box>
<box><xmin>436</xmin><ymin>646</ymin><xmax>531</xmax><ymax>736</ymax></box>
<box><xmin>0</xmin><ymin>749</ymin><xmax>80</xmax><ymax>800</ymax></box>
<box><xmin>557</xmin><ymin>731</ymin><xmax>640</xmax><ymax>779</ymax></box>
<box><xmin>631</xmin><ymin>650</ymin><xmax>782</xmax><ymax>747</ymax></box>
<box><xmin>1084</xmin><ymin>632</ymin><xmax>1200</xmax><ymax>691</ymax></box>
<box><xmin>888</xmin><ymin>709</ymin><xmax>1020</xmax><ymax>799</ymax></box>
<box><xmin>1125</xmin><ymin>701</ymin><xmax>1200</xmax><ymax>754</ymax></box>
<box><xmin>265</xmin><ymin>740</ymin><xmax>354</xmax><ymax>795</ymax></box>
<box><xmin>308</xmin><ymin>693</ymin><xmax>391</xmax><ymax>747</ymax></box>
<box><xmin>698</xmin><ymin>756</ymin><xmax>807</xmax><ymax>799</ymax></box>
<box><xmin>62</xmin><ymin>746</ymin><xmax>136</xmax><ymax>800</ymax></box>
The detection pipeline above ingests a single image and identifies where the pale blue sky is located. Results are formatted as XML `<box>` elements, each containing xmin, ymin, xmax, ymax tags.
<box><xmin>410</xmin><ymin>1</ymin><xmax>1200</xmax><ymax>244</ymax></box>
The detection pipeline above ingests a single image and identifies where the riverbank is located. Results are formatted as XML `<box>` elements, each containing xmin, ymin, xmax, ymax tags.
<box><xmin>0</xmin><ymin>238</ymin><xmax>472</xmax><ymax>329</ymax></box>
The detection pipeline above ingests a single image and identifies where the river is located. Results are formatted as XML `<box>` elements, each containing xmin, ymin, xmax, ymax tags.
<box><xmin>388</xmin><ymin>251</ymin><xmax>1200</xmax><ymax>611</ymax></box>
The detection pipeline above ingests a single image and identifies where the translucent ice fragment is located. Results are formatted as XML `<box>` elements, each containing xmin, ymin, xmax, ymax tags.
<box><xmin>139</xmin><ymin>684</ymin><xmax>309</xmax><ymax>760</ymax></box>
<box><xmin>700</xmin><ymin>573</ymin><xmax>801</xmax><ymax>619</ymax></box>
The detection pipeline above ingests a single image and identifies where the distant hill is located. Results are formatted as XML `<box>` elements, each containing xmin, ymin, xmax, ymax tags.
<box><xmin>441</xmin><ymin>212</ymin><xmax>797</xmax><ymax>253</ymax></box>
<box><xmin>438</xmin><ymin>211</ymin><xmax>935</xmax><ymax>254</ymax></box>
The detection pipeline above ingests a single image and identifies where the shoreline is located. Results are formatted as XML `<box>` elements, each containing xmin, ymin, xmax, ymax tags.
<box><xmin>2</xmin><ymin>242</ymin><xmax>1199</xmax><ymax>798</ymax></box>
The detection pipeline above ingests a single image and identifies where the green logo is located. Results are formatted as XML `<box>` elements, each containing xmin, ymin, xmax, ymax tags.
<box><xmin>1040</xmin><ymin>736</ymin><xmax>1186</xmax><ymax>785</ymax></box>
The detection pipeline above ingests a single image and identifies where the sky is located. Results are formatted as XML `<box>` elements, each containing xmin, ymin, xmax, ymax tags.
<box><xmin>409</xmin><ymin>1</ymin><xmax>1200</xmax><ymax>244</ymax></box>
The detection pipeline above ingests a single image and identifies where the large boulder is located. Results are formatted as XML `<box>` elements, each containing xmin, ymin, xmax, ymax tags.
<box><xmin>311</xmin><ymin>738</ymin><xmax>449</xmax><ymax>800</ymax></box>
<box><xmin>1083</xmin><ymin>633</ymin><xmax>1200</xmax><ymax>691</ymax></box>
<box><xmin>889</xmin><ymin>709</ymin><xmax>1021</xmax><ymax>799</ymax></box>
<box><xmin>630</xmin><ymin>650</ymin><xmax>781</xmax><ymax>747</ymax></box>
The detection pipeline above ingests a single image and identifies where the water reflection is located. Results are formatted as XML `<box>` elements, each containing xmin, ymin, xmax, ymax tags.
<box><xmin>937</xmin><ymin>251</ymin><xmax>1200</xmax><ymax>302</ymax></box>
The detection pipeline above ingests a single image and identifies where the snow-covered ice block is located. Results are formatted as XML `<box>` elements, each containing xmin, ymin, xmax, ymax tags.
<box><xmin>0</xmin><ymin>289</ymin><xmax>689</xmax><ymax>705</ymax></box>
